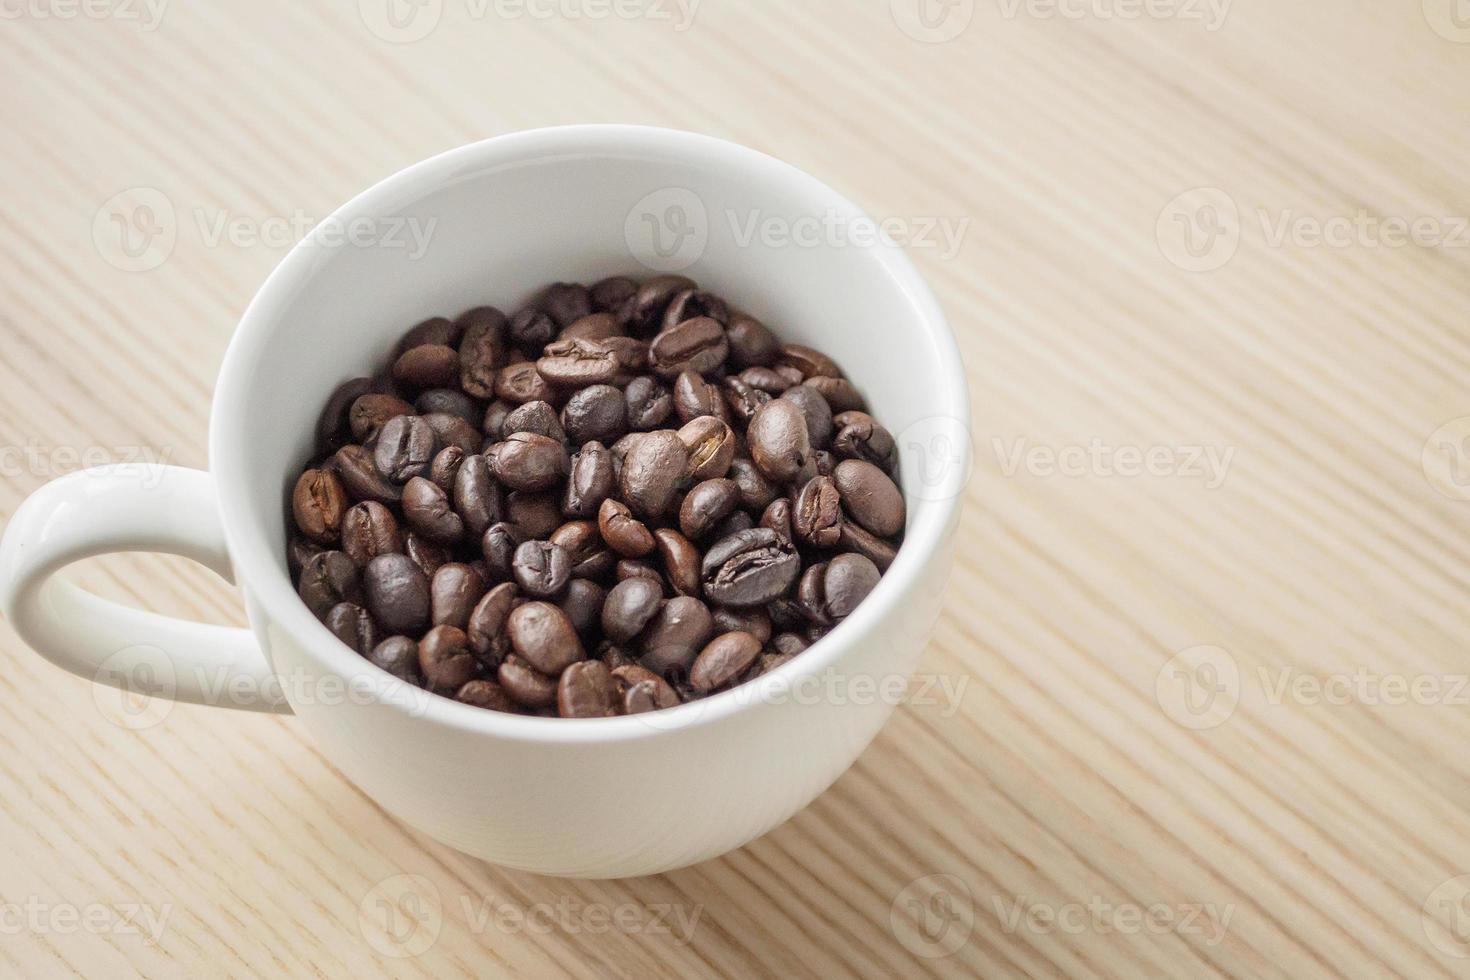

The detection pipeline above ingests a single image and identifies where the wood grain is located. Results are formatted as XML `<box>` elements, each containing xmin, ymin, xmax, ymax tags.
<box><xmin>3</xmin><ymin>2</ymin><xmax>1470</xmax><ymax>976</ymax></box>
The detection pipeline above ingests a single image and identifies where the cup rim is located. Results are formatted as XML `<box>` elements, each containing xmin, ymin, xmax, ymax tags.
<box><xmin>211</xmin><ymin>124</ymin><xmax>969</xmax><ymax>743</ymax></box>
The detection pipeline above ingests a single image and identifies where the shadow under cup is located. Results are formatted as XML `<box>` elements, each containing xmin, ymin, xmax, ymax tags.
<box><xmin>212</xmin><ymin>127</ymin><xmax>969</xmax><ymax>876</ymax></box>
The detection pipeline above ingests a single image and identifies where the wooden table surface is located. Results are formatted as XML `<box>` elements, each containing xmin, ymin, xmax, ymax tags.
<box><xmin>4</xmin><ymin>2</ymin><xmax>1470</xmax><ymax>977</ymax></box>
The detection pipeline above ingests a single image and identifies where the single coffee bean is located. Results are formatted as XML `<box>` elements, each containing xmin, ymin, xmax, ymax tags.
<box><xmin>369</xmin><ymin>636</ymin><xmax>425</xmax><ymax>685</ymax></box>
<box><xmin>823</xmin><ymin>553</ymin><xmax>881</xmax><ymax>619</ymax></box>
<box><xmin>364</xmin><ymin>553</ymin><xmax>431</xmax><ymax>634</ymax></box>
<box><xmin>539</xmin><ymin>282</ymin><xmax>593</xmax><ymax>328</ymax></box>
<box><xmin>672</xmin><ymin>370</ymin><xmax>728</xmax><ymax>424</ymax></box>
<box><xmin>506</xmin><ymin>491</ymin><xmax>560</xmax><ymax>538</ymax></box>
<box><xmin>324</xmin><ymin>602</ymin><xmax>378</xmax><ymax>654</ymax></box>
<box><xmin>466</xmin><ymin>581</ymin><xmax>518</xmax><ymax>667</ymax></box>
<box><xmin>341</xmin><ymin>501</ymin><xmax>402</xmax><ymax>567</ymax></box>
<box><xmin>349</xmin><ymin>393</ymin><xmax>413</xmax><ymax>443</ymax></box>
<box><xmin>507</xmin><ymin>601</ymin><xmax>584</xmax><ymax>674</ymax></box>
<box><xmin>537</xmin><ymin>337</ymin><xmax>622</xmax><ymax>387</ymax></box>
<box><xmin>796</xmin><ymin>563</ymin><xmax>832</xmax><ymax>626</ymax></box>
<box><xmin>737</xmin><ymin>366</ymin><xmax>794</xmax><ymax>394</ymax></box>
<box><xmin>399</xmin><ymin>316</ymin><xmax>460</xmax><ymax>353</ymax></box>
<box><xmin>481</xmin><ymin>399</ymin><xmax>514</xmax><ymax>441</ymax></box>
<box><xmin>415</xmin><ymin>388</ymin><xmax>479</xmax><ymax>427</ymax></box>
<box><xmin>455</xmin><ymin>679</ymin><xmax>516</xmax><ymax>713</ymax></box>
<box><xmin>654</xmin><ymin>528</ymin><xmax>702</xmax><ymax>598</ymax></box>
<box><xmin>431</xmin><ymin>562</ymin><xmax>487</xmax><ymax>630</ymax></box>
<box><xmin>758</xmin><ymin>497</ymin><xmax>794</xmax><ymax>543</ymax></box>
<box><xmin>404</xmin><ymin>531</ymin><xmax>451</xmax><ymax>579</ymax></box>
<box><xmin>495</xmin><ymin>360</ymin><xmax>555</xmax><ymax>404</ymax></box>
<box><xmin>662</xmin><ymin>288</ymin><xmax>728</xmax><ymax>329</ymax></box>
<box><xmin>393</xmin><ymin>344</ymin><xmax>460</xmax><ymax>389</ymax></box>
<box><xmin>649</xmin><ymin>316</ymin><xmax>728</xmax><ymax>377</ymax></box>
<box><xmin>486</xmin><ymin>432</ymin><xmax>568</xmax><ymax>492</ymax></box>
<box><xmin>374</xmin><ymin>415</ymin><xmax>438</xmax><ymax>483</ymax></box>
<box><xmin>481</xmin><ymin>521</ymin><xmax>528</xmax><ymax>581</ymax></box>
<box><xmin>498</xmin><ymin>655</ymin><xmax>559</xmax><ymax>708</ymax></box>
<box><xmin>676</xmin><ymin>415</ymin><xmax>735</xmax><ymax>481</ymax></box>
<box><xmin>457</xmin><ymin>306</ymin><xmax>508</xmax><ymax>398</ymax></box>
<box><xmin>638</xmin><ymin>596</ymin><xmax>713</xmax><ymax>676</ymax></box>
<box><xmin>722</xmin><ymin>376</ymin><xmax>771</xmax><ymax>424</ymax></box>
<box><xmin>298</xmin><ymin>551</ymin><xmax>363</xmax><ymax>618</ymax></box>
<box><xmin>422</xmin><ymin>412</ymin><xmax>482</xmax><ymax>456</ymax></box>
<box><xmin>833</xmin><ymin>459</ymin><xmax>905</xmax><ymax>537</ymax></box>
<box><xmin>776</xmin><ymin>343</ymin><xmax>842</xmax><ymax>379</ymax></box>
<box><xmin>503</xmin><ymin>400</ymin><xmax>567</xmax><ymax>445</ymax></box>
<box><xmin>428</xmin><ymin>445</ymin><xmax>466</xmax><ymax>493</ymax></box>
<box><xmin>771</xmin><ymin>632</ymin><xmax>810</xmax><ymax>657</ymax></box>
<box><xmin>690</xmin><ymin>631</ymin><xmax>762</xmax><ymax>692</ymax></box>
<box><xmin>610</xmin><ymin>662</ymin><xmax>679</xmax><ymax>699</ymax></box>
<box><xmin>557</xmin><ymin>660</ymin><xmax>617</xmax><ymax>718</ymax></box>
<box><xmin>401</xmin><ymin>476</ymin><xmax>464</xmax><ymax>543</ymax></box>
<box><xmin>679</xmin><ymin>478</ymin><xmax>740</xmax><ymax>540</ymax></box>
<box><xmin>624</xmin><ymin>275</ymin><xmax>695</xmax><ymax>333</ymax></box>
<box><xmin>452</xmin><ymin>454</ymin><xmax>503</xmax><ymax>537</ymax></box>
<box><xmin>619</xmin><ymin>430</ymin><xmax>687</xmax><ymax>518</ymax></box>
<box><xmin>594</xmin><ymin>499</ymin><xmax>652</xmax><ymax>559</ymax></box>
<box><xmin>837</xmin><ymin>521</ymin><xmax>898</xmax><ymax>571</ymax></box>
<box><xmin>832</xmin><ymin>410</ymin><xmax>897</xmax><ymax>472</ymax></box>
<box><xmin>559</xmin><ymin>578</ymin><xmax>606</xmax><ymax>640</ymax></box>
<box><xmin>624</xmin><ymin>376</ymin><xmax>672</xmax><ymax>430</ymax></box>
<box><xmin>332</xmin><ymin>445</ymin><xmax>402</xmax><ymax>504</ymax></box>
<box><xmin>563</xmin><ymin>441</ymin><xmax>615</xmax><ymax>518</ymax></box>
<box><xmin>701</xmin><ymin>528</ymin><xmax>801</xmax><ymax>608</ymax></box>
<box><xmin>561</xmin><ymin>384</ymin><xmax>626</xmax><ymax>445</ymax></box>
<box><xmin>747</xmin><ymin>399</ymin><xmax>813</xmax><ymax>486</ymax></box>
<box><xmin>418</xmin><ymin>625</ymin><xmax>477</xmax><ymax>695</ymax></box>
<box><xmin>780</xmin><ymin>384</ymin><xmax>834</xmax><ymax>449</ymax></box>
<box><xmin>725</xmin><ymin>313</ymin><xmax>779</xmax><ymax>368</ymax></box>
<box><xmin>559</xmin><ymin>312</ymin><xmax>622</xmax><ymax>343</ymax></box>
<box><xmin>549</xmin><ymin>520</ymin><xmax>610</xmax><ymax>579</ymax></box>
<box><xmin>512</xmin><ymin>540</ymin><xmax>572</xmax><ymax>598</ymax></box>
<box><xmin>590</xmin><ymin>275</ymin><xmax>636</xmax><ymax>314</ymax></box>
<box><xmin>711</xmin><ymin>606</ymin><xmax>773</xmax><ymax>645</ymax></box>
<box><xmin>319</xmin><ymin>377</ymin><xmax>373</xmax><ymax>452</ymax></box>
<box><xmin>622</xmin><ymin>678</ymin><xmax>677</xmax><ymax>714</ymax></box>
<box><xmin>616</xmin><ymin>559</ymin><xmax>664</xmax><ymax>589</ymax></box>
<box><xmin>727</xmin><ymin>457</ymin><xmax>778</xmax><ymax>511</ymax></box>
<box><xmin>805</xmin><ymin>375</ymin><xmax>865</xmax><ymax>413</ymax></box>
<box><xmin>292</xmin><ymin>468</ymin><xmax>348</xmax><ymax>544</ymax></box>
<box><xmin>792</xmin><ymin>475</ymin><xmax>843</xmax><ymax>548</ymax></box>
<box><xmin>601</xmin><ymin>577</ymin><xmax>663</xmax><ymax>642</ymax></box>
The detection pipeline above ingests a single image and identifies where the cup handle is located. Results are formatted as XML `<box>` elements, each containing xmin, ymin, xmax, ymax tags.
<box><xmin>0</xmin><ymin>464</ymin><xmax>289</xmax><ymax>713</ymax></box>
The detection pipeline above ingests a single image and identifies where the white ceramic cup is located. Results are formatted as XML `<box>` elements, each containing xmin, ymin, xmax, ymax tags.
<box><xmin>0</xmin><ymin>126</ymin><xmax>970</xmax><ymax>878</ymax></box>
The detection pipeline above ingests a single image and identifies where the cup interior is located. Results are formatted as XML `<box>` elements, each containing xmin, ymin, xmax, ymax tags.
<box><xmin>212</xmin><ymin>125</ymin><xmax>968</xmax><ymax>733</ymax></box>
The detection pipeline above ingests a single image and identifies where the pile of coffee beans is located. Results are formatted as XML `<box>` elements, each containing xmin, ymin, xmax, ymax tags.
<box><xmin>288</xmin><ymin>276</ymin><xmax>905</xmax><ymax>717</ymax></box>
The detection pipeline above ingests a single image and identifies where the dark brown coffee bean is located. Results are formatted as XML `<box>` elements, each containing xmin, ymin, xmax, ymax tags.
<box><xmin>780</xmin><ymin>384</ymin><xmax>834</xmax><ymax>449</ymax></box>
<box><xmin>690</xmin><ymin>631</ymin><xmax>762</xmax><ymax>692</ymax></box>
<box><xmin>654</xmin><ymin>528</ymin><xmax>701</xmax><ymax>598</ymax></box>
<box><xmin>759</xmin><ymin>652</ymin><xmax>795</xmax><ymax>675</ymax></box>
<box><xmin>622</xmin><ymin>679</ymin><xmax>677</xmax><ymax>714</ymax></box>
<box><xmin>737</xmin><ymin>366</ymin><xmax>793</xmax><ymax>394</ymax></box>
<box><xmin>507</xmin><ymin>601</ymin><xmax>584</xmax><ymax>674</ymax></box>
<box><xmin>428</xmin><ymin>445</ymin><xmax>465</xmax><ymax>493</ymax></box>
<box><xmin>549</xmin><ymin>520</ymin><xmax>609</xmax><ymax>577</ymax></box>
<box><xmin>619</xmin><ymin>430</ymin><xmax>687</xmax><ymax>518</ymax></box>
<box><xmin>431</xmin><ymin>562</ymin><xmax>487</xmax><ymax>630</ymax></box>
<box><xmin>662</xmin><ymin>288</ymin><xmax>728</xmax><ymax>330</ymax></box>
<box><xmin>299</xmin><ymin>551</ymin><xmax>363</xmax><ymax>618</ymax></box>
<box><xmin>833</xmin><ymin>459</ymin><xmax>905</xmax><ymax>537</ymax></box>
<box><xmin>796</xmin><ymin>563</ymin><xmax>832</xmax><ymax>627</ymax></box>
<box><xmin>480</xmin><ymin>522</ymin><xmax>528</xmax><ymax>582</ymax></box>
<box><xmin>364</xmin><ymin>553</ymin><xmax>431</xmax><ymax>634</ymax></box>
<box><xmin>722</xmin><ymin>376</ymin><xmax>771</xmax><ymax>424</ymax></box>
<box><xmin>672</xmin><ymin>370</ymin><xmax>729</xmax><ymax>424</ymax></box>
<box><xmin>624</xmin><ymin>376</ymin><xmax>672</xmax><ymax>430</ymax></box>
<box><xmin>332</xmin><ymin>445</ymin><xmax>402</xmax><ymax>504</ymax></box>
<box><xmin>401</xmin><ymin>476</ymin><xmax>464</xmax><ymax>543</ymax></box>
<box><xmin>415</xmin><ymin>388</ymin><xmax>479</xmax><ymax>426</ymax></box>
<box><xmin>832</xmin><ymin>410</ymin><xmax>897</xmax><ymax>472</ymax></box>
<box><xmin>341</xmin><ymin>501</ymin><xmax>402</xmax><ymax>567</ymax></box>
<box><xmin>725</xmin><ymin>313</ymin><xmax>779</xmax><ymax>368</ymax></box>
<box><xmin>727</xmin><ymin>457</ymin><xmax>778</xmax><ymax>511</ymax></box>
<box><xmin>559</xmin><ymin>312</ymin><xmax>622</xmax><ymax>344</ymax></box>
<box><xmin>405</xmin><ymin>531</ymin><xmax>451</xmax><ymax>579</ymax></box>
<box><xmin>498</xmin><ymin>655</ymin><xmax>558</xmax><ymax>708</ymax></box>
<box><xmin>452</xmin><ymin>454</ymin><xmax>503</xmax><ymax>537</ymax></box>
<box><xmin>601</xmin><ymin>577</ymin><xmax>663</xmax><ymax>642</ymax></box>
<box><xmin>540</xmin><ymin>282</ymin><xmax>593</xmax><ymax>328</ymax></box>
<box><xmin>591</xmin><ymin>276</ymin><xmax>637</xmax><ymax>313</ymax></box>
<box><xmin>456</xmin><ymin>306</ymin><xmax>508</xmax><ymax>398</ymax></box>
<box><xmin>466</xmin><ymin>581</ymin><xmax>517</xmax><ymax>666</ymax></box>
<box><xmin>399</xmin><ymin>316</ymin><xmax>461</xmax><ymax>353</ymax></box>
<box><xmin>676</xmin><ymin>416</ymin><xmax>735</xmax><ymax>481</ymax></box>
<box><xmin>563</xmin><ymin>441</ymin><xmax>614</xmax><ymax>518</ymax></box>
<box><xmin>771</xmin><ymin>632</ymin><xmax>810</xmax><ymax>657</ymax></box>
<box><xmin>374</xmin><ymin>415</ymin><xmax>438</xmax><ymax>482</ymax></box>
<box><xmin>369</xmin><ymin>636</ymin><xmax>424</xmax><ymax>685</ymax></box>
<box><xmin>561</xmin><ymin>385</ymin><xmax>626</xmax><ymax>445</ymax></box>
<box><xmin>747</xmin><ymin>399</ymin><xmax>812</xmax><ymax>486</ymax></box>
<box><xmin>503</xmin><ymin>399</ymin><xmax>565</xmax><ymax>445</ymax></box>
<box><xmin>805</xmin><ymin>375</ymin><xmax>865</xmax><ymax>413</ymax></box>
<box><xmin>701</xmin><ymin>528</ymin><xmax>801</xmax><ymax>608</ymax></box>
<box><xmin>292</xmin><ymin>468</ymin><xmax>347</xmax><ymax>544</ymax></box>
<box><xmin>758</xmin><ymin>497</ymin><xmax>794</xmax><ymax>543</ymax></box>
<box><xmin>777</xmin><ymin>344</ymin><xmax>842</xmax><ymax>379</ymax></box>
<box><xmin>650</xmin><ymin>317</ymin><xmax>727</xmax><ymax>377</ymax></box>
<box><xmin>557</xmin><ymin>660</ymin><xmax>617</xmax><ymax>718</ymax></box>
<box><xmin>823</xmin><ymin>553</ymin><xmax>881</xmax><ymax>619</ymax></box>
<box><xmin>324</xmin><ymin>602</ymin><xmax>378</xmax><ymax>654</ymax></box>
<box><xmin>625</xmin><ymin>275</ymin><xmax>695</xmax><ymax>333</ymax></box>
<box><xmin>481</xmin><ymin>399</ymin><xmax>514</xmax><ymax>440</ymax></box>
<box><xmin>495</xmin><ymin>360</ymin><xmax>555</xmax><ymax>404</ymax></box>
<box><xmin>287</xmin><ymin>536</ymin><xmax>322</xmax><ymax>578</ymax></box>
<box><xmin>349</xmin><ymin>393</ymin><xmax>413</xmax><ymax>443</ymax></box>
<box><xmin>419</xmin><ymin>624</ymin><xmax>477</xmax><ymax>695</ymax></box>
<box><xmin>837</xmin><ymin>521</ymin><xmax>898</xmax><ymax>571</ymax></box>
<box><xmin>792</xmin><ymin>475</ymin><xmax>843</xmax><ymax>548</ymax></box>
<box><xmin>559</xmin><ymin>578</ymin><xmax>606</xmax><ymax>639</ymax></box>
<box><xmin>455</xmin><ymin>679</ymin><xmax>516</xmax><ymax>712</ymax></box>
<box><xmin>508</xmin><ymin>307</ymin><xmax>556</xmax><ymax>355</ymax></box>
<box><xmin>639</xmin><ymin>596</ymin><xmax>713</xmax><ymax>676</ymax></box>
<box><xmin>711</xmin><ymin>606</ymin><xmax>773</xmax><ymax>645</ymax></box>
<box><xmin>319</xmin><ymin>377</ymin><xmax>373</xmax><ymax>452</ymax></box>
<box><xmin>506</xmin><ymin>491</ymin><xmax>560</xmax><ymax>538</ymax></box>
<box><xmin>422</xmin><ymin>412</ymin><xmax>481</xmax><ymax>456</ymax></box>
<box><xmin>679</xmin><ymin>478</ymin><xmax>740</xmax><ymax>540</ymax></box>
<box><xmin>393</xmin><ymin>344</ymin><xmax>460</xmax><ymax>389</ymax></box>
<box><xmin>512</xmin><ymin>540</ymin><xmax>572</xmax><ymax>598</ymax></box>
<box><xmin>596</xmin><ymin>498</ymin><xmax>655</xmax><ymax>558</ymax></box>
<box><xmin>486</xmin><ymin>432</ymin><xmax>568</xmax><ymax>492</ymax></box>
<box><xmin>537</xmin><ymin>338</ymin><xmax>622</xmax><ymax>387</ymax></box>
<box><xmin>616</xmin><ymin>560</ymin><xmax>664</xmax><ymax>589</ymax></box>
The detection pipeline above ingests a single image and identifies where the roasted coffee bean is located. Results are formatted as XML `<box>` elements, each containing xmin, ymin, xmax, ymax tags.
<box><xmin>832</xmin><ymin>410</ymin><xmax>897</xmax><ymax>471</ymax></box>
<box><xmin>507</xmin><ymin>601</ymin><xmax>583</xmax><ymax>674</ymax></box>
<box><xmin>481</xmin><ymin>521</ymin><xmax>528</xmax><ymax>581</ymax></box>
<box><xmin>725</xmin><ymin>313</ymin><xmax>779</xmax><ymax>368</ymax></box>
<box><xmin>292</xmin><ymin>468</ymin><xmax>348</xmax><ymax>544</ymax></box>
<box><xmin>561</xmin><ymin>384</ymin><xmax>626</xmax><ymax>445</ymax></box>
<box><xmin>727</xmin><ymin>457</ymin><xmax>778</xmax><ymax>511</ymax></box>
<box><xmin>540</xmin><ymin>282</ymin><xmax>593</xmax><ymax>328</ymax></box>
<box><xmin>758</xmin><ymin>497</ymin><xmax>794</xmax><ymax>543</ymax></box>
<box><xmin>400</xmin><ymin>316</ymin><xmax>460</xmax><ymax>353</ymax></box>
<box><xmin>374</xmin><ymin>415</ymin><xmax>438</xmax><ymax>482</ymax></box>
<box><xmin>598</xmin><ymin>498</ymin><xmax>656</xmax><ymax>557</ymax></box>
<box><xmin>349</xmin><ymin>393</ymin><xmax>413</xmax><ymax>443</ymax></box>
<box><xmin>771</xmin><ymin>632</ymin><xmax>809</xmax><ymax>657</ymax></box>
<box><xmin>654</xmin><ymin>528</ymin><xmax>701</xmax><ymax>598</ymax></box>
<box><xmin>624</xmin><ymin>376</ymin><xmax>672</xmax><ymax>430</ymax></box>
<box><xmin>557</xmin><ymin>660</ymin><xmax>617</xmax><ymax>718</ymax></box>
<box><xmin>405</xmin><ymin>531</ymin><xmax>451</xmax><ymax>579</ymax></box>
<box><xmin>333</xmin><ymin>445</ymin><xmax>403</xmax><ymax>504</ymax></box>
<box><xmin>508</xmin><ymin>306</ymin><xmax>557</xmax><ymax>355</ymax></box>
<box><xmin>621</xmin><ymin>678</ymin><xmax>679</xmax><ymax>714</ymax></box>
<box><xmin>430</xmin><ymin>562</ymin><xmax>487</xmax><ymax>630</ymax></box>
<box><xmin>690</xmin><ymin>631</ymin><xmax>762</xmax><ymax>692</ymax></box>
<box><xmin>559</xmin><ymin>579</ymin><xmax>606</xmax><ymax>640</ymax></box>
<box><xmin>672</xmin><ymin>370</ymin><xmax>728</xmax><ymax>424</ymax></box>
<box><xmin>619</xmin><ymin>430</ymin><xmax>687</xmax><ymax>517</ymax></box>
<box><xmin>369</xmin><ymin>636</ymin><xmax>424</xmax><ymax>685</ymax></box>
<box><xmin>415</xmin><ymin>388</ymin><xmax>479</xmax><ymax>426</ymax></box>
<box><xmin>341</xmin><ymin>501</ymin><xmax>402</xmax><ymax>567</ymax></box>
<box><xmin>639</xmin><ymin>596</ymin><xmax>713</xmax><ymax>676</ymax></box>
<box><xmin>506</xmin><ymin>491</ymin><xmax>560</xmax><ymax>538</ymax></box>
<box><xmin>487</xmin><ymin>432</ymin><xmax>567</xmax><ymax>491</ymax></box>
<box><xmin>711</xmin><ymin>606</ymin><xmax>772</xmax><ymax>645</ymax></box>
<box><xmin>721</xmin><ymin>377</ymin><xmax>771</xmax><ymax>424</ymax></box>
<box><xmin>837</xmin><ymin>521</ymin><xmax>898</xmax><ymax>571</ymax></box>
<box><xmin>780</xmin><ymin>384</ymin><xmax>834</xmax><ymax>449</ymax></box>
<box><xmin>679</xmin><ymin>479</ymin><xmax>740</xmax><ymax>541</ymax></box>
<box><xmin>537</xmin><ymin>338</ymin><xmax>622</xmax><ymax>387</ymax></box>
<box><xmin>423</xmin><ymin>412</ymin><xmax>481</xmax><ymax>456</ymax></box>
<box><xmin>823</xmin><ymin>553</ymin><xmax>881</xmax><ymax>619</ymax></box>
<box><xmin>677</xmin><ymin>416</ymin><xmax>735</xmax><ymax>481</ymax></box>
<box><xmin>452</xmin><ymin>454</ymin><xmax>502</xmax><ymax>536</ymax></box>
<box><xmin>498</xmin><ymin>655</ymin><xmax>558</xmax><ymax>708</ymax></box>
<box><xmin>624</xmin><ymin>275</ymin><xmax>695</xmax><ymax>333</ymax></box>
<box><xmin>616</xmin><ymin>559</ymin><xmax>664</xmax><ymax>588</ymax></box>
<box><xmin>591</xmin><ymin>276</ymin><xmax>637</xmax><ymax>313</ymax></box>
<box><xmin>601</xmin><ymin>577</ymin><xmax>663</xmax><ymax>642</ymax></box>
<box><xmin>394</xmin><ymin>343</ymin><xmax>460</xmax><ymax>389</ymax></box>
<box><xmin>455</xmin><ymin>679</ymin><xmax>517</xmax><ymax>712</ymax></box>
<box><xmin>428</xmin><ymin>445</ymin><xmax>466</xmax><ymax>493</ymax></box>
<box><xmin>419</xmin><ymin>625</ymin><xmax>477</xmax><ymax>695</ymax></box>
<box><xmin>495</xmin><ymin>360</ymin><xmax>555</xmax><ymax>404</ymax></box>
<box><xmin>805</xmin><ymin>375</ymin><xmax>865</xmax><ymax>413</ymax></box>
<box><xmin>299</xmin><ymin>551</ymin><xmax>362</xmax><ymax>618</ymax></box>
<box><xmin>747</xmin><ymin>399</ymin><xmax>812</xmax><ymax>486</ymax></box>
<box><xmin>796</xmin><ymin>563</ymin><xmax>832</xmax><ymax>626</ymax></box>
<box><xmin>512</xmin><ymin>540</ymin><xmax>572</xmax><ymax>598</ymax></box>
<box><xmin>549</xmin><ymin>520</ymin><xmax>610</xmax><ymax>578</ymax></box>
<box><xmin>498</xmin><ymin>401</ymin><xmax>563</xmax><ymax>445</ymax></box>
<box><xmin>564</xmin><ymin>441</ymin><xmax>615</xmax><ymax>518</ymax></box>
<box><xmin>482</xmin><ymin>399</ymin><xmax>514</xmax><ymax>441</ymax></box>
<box><xmin>738</xmin><ymin>366</ymin><xmax>794</xmax><ymax>394</ymax></box>
<box><xmin>466</xmin><ymin>581</ymin><xmax>517</xmax><ymax>667</ymax></box>
<box><xmin>319</xmin><ymin>377</ymin><xmax>373</xmax><ymax>451</ymax></box>
<box><xmin>777</xmin><ymin>343</ymin><xmax>842</xmax><ymax>379</ymax></box>
<box><xmin>364</xmin><ymin>553</ymin><xmax>431</xmax><ymax>634</ymax></box>
<box><xmin>288</xmin><ymin>536</ymin><xmax>322</xmax><ymax>578</ymax></box>
<box><xmin>661</xmin><ymin>288</ymin><xmax>729</xmax><ymax>330</ymax></box>
<box><xmin>324</xmin><ymin>602</ymin><xmax>378</xmax><ymax>654</ymax></box>
<box><xmin>457</xmin><ymin>306</ymin><xmax>508</xmax><ymax>398</ymax></box>
<box><xmin>759</xmin><ymin>651</ymin><xmax>795</xmax><ymax>675</ymax></box>
<box><xmin>652</xmin><ymin>316</ymin><xmax>731</xmax><ymax>379</ymax></box>
<box><xmin>792</xmin><ymin>475</ymin><xmax>843</xmax><ymax>547</ymax></box>
<box><xmin>401</xmin><ymin>476</ymin><xmax>464</xmax><ymax>543</ymax></box>
<box><xmin>833</xmin><ymin>459</ymin><xmax>905</xmax><ymax>537</ymax></box>
<box><xmin>559</xmin><ymin>312</ymin><xmax>622</xmax><ymax>344</ymax></box>
<box><xmin>701</xmin><ymin>528</ymin><xmax>801</xmax><ymax>608</ymax></box>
